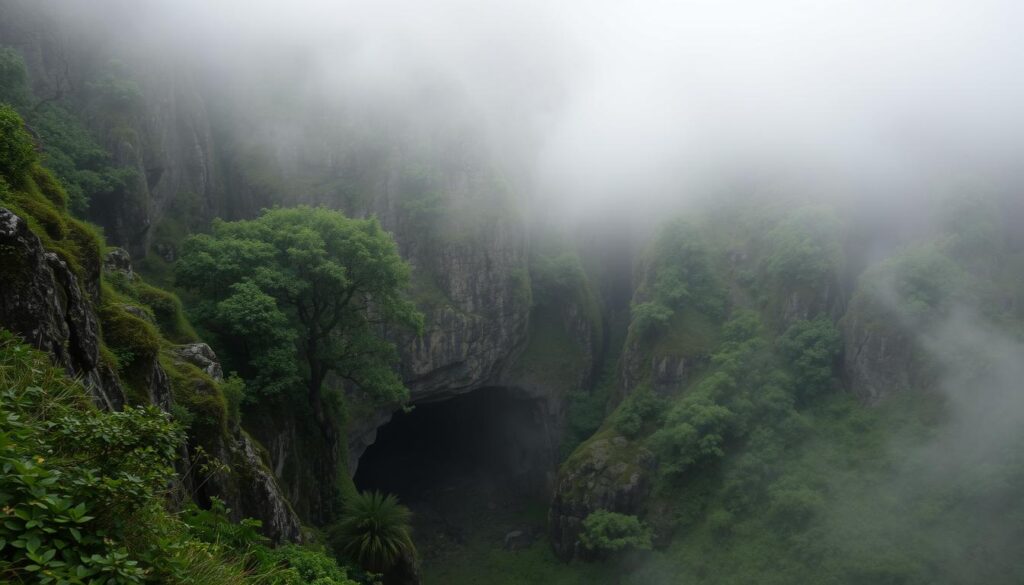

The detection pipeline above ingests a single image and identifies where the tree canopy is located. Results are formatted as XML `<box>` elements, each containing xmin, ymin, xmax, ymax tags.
<box><xmin>176</xmin><ymin>206</ymin><xmax>423</xmax><ymax>418</ymax></box>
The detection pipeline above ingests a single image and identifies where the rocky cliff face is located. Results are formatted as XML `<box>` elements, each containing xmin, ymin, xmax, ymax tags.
<box><xmin>548</xmin><ymin>435</ymin><xmax>654</xmax><ymax>560</ymax></box>
<box><xmin>0</xmin><ymin>207</ymin><xmax>301</xmax><ymax>542</ymax></box>
<box><xmin>169</xmin><ymin>343</ymin><xmax>303</xmax><ymax>543</ymax></box>
<box><xmin>91</xmin><ymin>67</ymin><xmax>223</xmax><ymax>260</ymax></box>
<box><xmin>0</xmin><ymin>208</ymin><xmax>125</xmax><ymax>409</ymax></box>
<box><xmin>839</xmin><ymin>286</ymin><xmax>921</xmax><ymax>404</ymax></box>
<box><xmin>0</xmin><ymin>5</ymin><xmax>227</xmax><ymax>259</ymax></box>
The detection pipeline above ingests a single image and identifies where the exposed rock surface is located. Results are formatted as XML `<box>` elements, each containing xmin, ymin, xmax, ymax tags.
<box><xmin>840</xmin><ymin>292</ymin><xmax>919</xmax><ymax>404</ymax></box>
<box><xmin>166</xmin><ymin>341</ymin><xmax>303</xmax><ymax>542</ymax></box>
<box><xmin>205</xmin><ymin>429</ymin><xmax>304</xmax><ymax>544</ymax></box>
<box><xmin>103</xmin><ymin>247</ymin><xmax>135</xmax><ymax>280</ymax></box>
<box><xmin>0</xmin><ymin>208</ymin><xmax>125</xmax><ymax>408</ymax></box>
<box><xmin>504</xmin><ymin>529</ymin><xmax>534</xmax><ymax>551</ymax></box>
<box><xmin>173</xmin><ymin>343</ymin><xmax>224</xmax><ymax>380</ymax></box>
<box><xmin>0</xmin><ymin>208</ymin><xmax>301</xmax><ymax>543</ymax></box>
<box><xmin>548</xmin><ymin>436</ymin><xmax>654</xmax><ymax>561</ymax></box>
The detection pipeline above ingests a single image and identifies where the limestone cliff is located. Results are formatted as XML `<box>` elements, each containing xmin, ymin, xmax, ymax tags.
<box><xmin>0</xmin><ymin>204</ymin><xmax>302</xmax><ymax>542</ymax></box>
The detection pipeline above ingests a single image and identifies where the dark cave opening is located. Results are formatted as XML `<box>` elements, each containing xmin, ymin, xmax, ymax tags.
<box><xmin>354</xmin><ymin>387</ymin><xmax>553</xmax><ymax>558</ymax></box>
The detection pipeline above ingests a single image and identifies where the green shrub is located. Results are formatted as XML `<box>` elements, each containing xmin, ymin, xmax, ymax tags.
<box><xmin>182</xmin><ymin>497</ymin><xmax>358</xmax><ymax>585</ymax></box>
<box><xmin>612</xmin><ymin>385</ymin><xmax>667</xmax><ymax>439</ymax></box>
<box><xmin>221</xmin><ymin>375</ymin><xmax>246</xmax><ymax>429</ymax></box>
<box><xmin>763</xmin><ymin>207</ymin><xmax>842</xmax><ymax>286</ymax></box>
<box><xmin>578</xmin><ymin>510</ymin><xmax>652</xmax><ymax>556</ymax></box>
<box><xmin>161</xmin><ymin>357</ymin><xmax>227</xmax><ymax>443</ymax></box>
<box><xmin>0</xmin><ymin>330</ymin><xmax>183</xmax><ymax>583</ymax></box>
<box><xmin>630</xmin><ymin>301</ymin><xmax>673</xmax><ymax>337</ymax></box>
<box><xmin>648</xmin><ymin>392</ymin><xmax>733</xmax><ymax>478</ymax></box>
<box><xmin>330</xmin><ymin>491</ymin><xmax>415</xmax><ymax>574</ymax></box>
<box><xmin>133</xmin><ymin>281</ymin><xmax>198</xmax><ymax>343</ymax></box>
<box><xmin>97</xmin><ymin>300</ymin><xmax>161</xmax><ymax>401</ymax></box>
<box><xmin>778</xmin><ymin>317</ymin><xmax>842</xmax><ymax>403</ymax></box>
<box><xmin>0</xmin><ymin>104</ymin><xmax>36</xmax><ymax>186</ymax></box>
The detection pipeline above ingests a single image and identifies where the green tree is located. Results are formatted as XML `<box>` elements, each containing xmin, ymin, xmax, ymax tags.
<box><xmin>0</xmin><ymin>104</ymin><xmax>36</xmax><ymax>186</ymax></box>
<box><xmin>176</xmin><ymin>206</ymin><xmax>423</xmax><ymax>422</ymax></box>
<box><xmin>332</xmin><ymin>491</ymin><xmax>416</xmax><ymax>574</ymax></box>
<box><xmin>764</xmin><ymin>207</ymin><xmax>842</xmax><ymax>286</ymax></box>
<box><xmin>778</xmin><ymin>317</ymin><xmax>842</xmax><ymax>403</ymax></box>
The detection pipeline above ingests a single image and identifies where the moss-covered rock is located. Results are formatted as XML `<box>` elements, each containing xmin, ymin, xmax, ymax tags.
<box><xmin>548</xmin><ymin>432</ymin><xmax>654</xmax><ymax>561</ymax></box>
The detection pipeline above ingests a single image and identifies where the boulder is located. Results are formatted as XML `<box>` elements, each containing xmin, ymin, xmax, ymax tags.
<box><xmin>173</xmin><ymin>342</ymin><xmax>224</xmax><ymax>381</ymax></box>
<box><xmin>504</xmin><ymin>529</ymin><xmax>533</xmax><ymax>551</ymax></box>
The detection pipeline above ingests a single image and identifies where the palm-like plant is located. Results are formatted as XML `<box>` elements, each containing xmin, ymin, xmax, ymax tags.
<box><xmin>334</xmin><ymin>491</ymin><xmax>416</xmax><ymax>573</ymax></box>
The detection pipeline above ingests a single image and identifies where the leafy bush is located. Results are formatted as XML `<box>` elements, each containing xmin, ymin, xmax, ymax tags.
<box><xmin>578</xmin><ymin>511</ymin><xmax>652</xmax><ymax>555</ymax></box>
<box><xmin>612</xmin><ymin>385</ymin><xmax>667</xmax><ymax>439</ymax></box>
<box><xmin>0</xmin><ymin>330</ymin><xmax>183</xmax><ymax>583</ymax></box>
<box><xmin>530</xmin><ymin>251</ymin><xmax>588</xmax><ymax>307</ymax></box>
<box><xmin>763</xmin><ymin>207</ymin><xmax>842</xmax><ymax>286</ymax></box>
<box><xmin>330</xmin><ymin>491</ymin><xmax>415</xmax><ymax>574</ymax></box>
<box><xmin>629</xmin><ymin>301</ymin><xmax>673</xmax><ymax>337</ymax></box>
<box><xmin>629</xmin><ymin>220</ymin><xmax>725</xmax><ymax>340</ymax></box>
<box><xmin>182</xmin><ymin>497</ymin><xmax>360</xmax><ymax>585</ymax></box>
<box><xmin>221</xmin><ymin>375</ymin><xmax>247</xmax><ymax>429</ymax></box>
<box><xmin>648</xmin><ymin>392</ymin><xmax>733</xmax><ymax>478</ymax></box>
<box><xmin>0</xmin><ymin>104</ymin><xmax>36</xmax><ymax>186</ymax></box>
<box><xmin>0</xmin><ymin>330</ymin><xmax>358</xmax><ymax>584</ymax></box>
<box><xmin>778</xmin><ymin>317</ymin><xmax>842</xmax><ymax>403</ymax></box>
<box><xmin>0</xmin><ymin>46</ymin><xmax>137</xmax><ymax>214</ymax></box>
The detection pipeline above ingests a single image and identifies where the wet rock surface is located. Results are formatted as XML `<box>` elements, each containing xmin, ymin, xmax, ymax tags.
<box><xmin>0</xmin><ymin>208</ymin><xmax>124</xmax><ymax>408</ymax></box>
<box><xmin>548</xmin><ymin>436</ymin><xmax>654</xmax><ymax>561</ymax></box>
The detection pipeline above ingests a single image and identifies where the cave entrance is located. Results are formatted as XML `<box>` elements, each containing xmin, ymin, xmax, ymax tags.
<box><xmin>354</xmin><ymin>387</ymin><xmax>553</xmax><ymax>559</ymax></box>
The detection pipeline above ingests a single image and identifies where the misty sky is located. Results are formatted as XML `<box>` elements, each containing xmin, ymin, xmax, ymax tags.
<box><xmin>98</xmin><ymin>0</ymin><xmax>1024</xmax><ymax>217</ymax></box>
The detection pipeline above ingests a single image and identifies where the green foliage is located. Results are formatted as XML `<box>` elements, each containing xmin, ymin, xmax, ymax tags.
<box><xmin>87</xmin><ymin>67</ymin><xmax>143</xmax><ymax>114</ymax></box>
<box><xmin>268</xmin><ymin>545</ymin><xmax>359</xmax><ymax>585</ymax></box>
<box><xmin>763</xmin><ymin>206</ymin><xmax>842</xmax><ymax>286</ymax></box>
<box><xmin>647</xmin><ymin>311</ymin><xmax>802</xmax><ymax>483</ymax></box>
<box><xmin>530</xmin><ymin>251</ymin><xmax>588</xmax><ymax>308</ymax></box>
<box><xmin>0</xmin><ymin>331</ymin><xmax>359</xmax><ymax>584</ymax></box>
<box><xmin>397</xmin><ymin>164</ymin><xmax>445</xmax><ymax>238</ymax></box>
<box><xmin>630</xmin><ymin>220</ymin><xmax>724</xmax><ymax>339</ymax></box>
<box><xmin>330</xmin><ymin>491</ymin><xmax>415</xmax><ymax>575</ymax></box>
<box><xmin>612</xmin><ymin>385</ymin><xmax>667</xmax><ymax>439</ymax></box>
<box><xmin>0</xmin><ymin>46</ymin><xmax>137</xmax><ymax>215</ymax></box>
<box><xmin>870</xmin><ymin>243</ymin><xmax>969</xmax><ymax>322</ymax></box>
<box><xmin>34</xmin><ymin>103</ymin><xmax>136</xmax><ymax>216</ymax></box>
<box><xmin>133</xmin><ymin>282</ymin><xmax>198</xmax><ymax>343</ymax></box>
<box><xmin>578</xmin><ymin>511</ymin><xmax>652</xmax><ymax>555</ymax></box>
<box><xmin>211</xmin><ymin>280</ymin><xmax>299</xmax><ymax>397</ymax></box>
<box><xmin>0</xmin><ymin>104</ymin><xmax>37</xmax><ymax>186</ymax></box>
<box><xmin>648</xmin><ymin>391</ymin><xmax>732</xmax><ymax>478</ymax></box>
<box><xmin>561</xmin><ymin>361</ymin><xmax>617</xmax><ymax>458</ymax></box>
<box><xmin>778</xmin><ymin>317</ymin><xmax>842</xmax><ymax>403</ymax></box>
<box><xmin>97</xmin><ymin>299</ymin><xmax>162</xmax><ymax>402</ymax></box>
<box><xmin>220</xmin><ymin>375</ymin><xmax>247</xmax><ymax>430</ymax></box>
<box><xmin>0</xmin><ymin>48</ymin><xmax>30</xmax><ymax>108</ymax></box>
<box><xmin>0</xmin><ymin>330</ymin><xmax>182</xmax><ymax>583</ymax></box>
<box><xmin>629</xmin><ymin>302</ymin><xmax>673</xmax><ymax>337</ymax></box>
<box><xmin>176</xmin><ymin>206</ymin><xmax>423</xmax><ymax>413</ymax></box>
<box><xmin>182</xmin><ymin>497</ymin><xmax>358</xmax><ymax>585</ymax></box>
<box><xmin>161</xmin><ymin>356</ymin><xmax>227</xmax><ymax>443</ymax></box>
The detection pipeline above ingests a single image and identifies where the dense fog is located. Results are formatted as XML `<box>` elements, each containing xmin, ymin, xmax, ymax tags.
<box><xmin>2</xmin><ymin>0</ymin><xmax>1023</xmax><ymax>583</ymax></box>
<box><xmin>24</xmin><ymin>0</ymin><xmax>1024</xmax><ymax>221</ymax></box>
